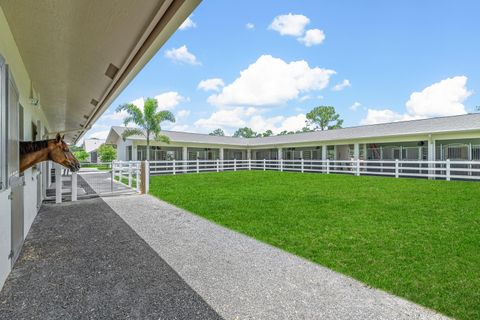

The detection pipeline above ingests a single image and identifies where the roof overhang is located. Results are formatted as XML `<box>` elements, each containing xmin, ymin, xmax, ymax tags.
<box><xmin>1</xmin><ymin>0</ymin><xmax>201</xmax><ymax>143</ymax></box>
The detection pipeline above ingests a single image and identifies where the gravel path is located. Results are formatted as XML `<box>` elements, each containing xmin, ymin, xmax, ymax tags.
<box><xmin>103</xmin><ymin>194</ymin><xmax>449</xmax><ymax>320</ymax></box>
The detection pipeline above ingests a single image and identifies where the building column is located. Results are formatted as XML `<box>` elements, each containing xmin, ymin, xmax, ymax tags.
<box><xmin>427</xmin><ymin>134</ymin><xmax>436</xmax><ymax>179</ymax></box>
<box><xmin>353</xmin><ymin>143</ymin><xmax>360</xmax><ymax>160</ymax></box>
<box><xmin>321</xmin><ymin>145</ymin><xmax>327</xmax><ymax>160</ymax></box>
<box><xmin>247</xmin><ymin>149</ymin><xmax>251</xmax><ymax>160</ymax></box>
<box><xmin>363</xmin><ymin>144</ymin><xmax>367</xmax><ymax>160</ymax></box>
<box><xmin>182</xmin><ymin>146</ymin><xmax>188</xmax><ymax>172</ymax></box>
<box><xmin>219</xmin><ymin>148</ymin><xmax>224</xmax><ymax>170</ymax></box>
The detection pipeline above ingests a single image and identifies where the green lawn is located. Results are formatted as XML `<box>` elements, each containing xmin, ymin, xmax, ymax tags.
<box><xmin>150</xmin><ymin>171</ymin><xmax>480</xmax><ymax>320</ymax></box>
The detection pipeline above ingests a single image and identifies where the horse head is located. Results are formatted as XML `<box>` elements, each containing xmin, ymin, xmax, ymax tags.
<box><xmin>48</xmin><ymin>133</ymin><xmax>81</xmax><ymax>172</ymax></box>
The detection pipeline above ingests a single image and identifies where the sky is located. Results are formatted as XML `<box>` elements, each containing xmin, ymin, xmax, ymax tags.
<box><xmin>84</xmin><ymin>0</ymin><xmax>480</xmax><ymax>142</ymax></box>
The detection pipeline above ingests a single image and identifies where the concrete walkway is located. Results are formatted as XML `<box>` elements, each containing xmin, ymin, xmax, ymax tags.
<box><xmin>0</xmin><ymin>198</ymin><xmax>221</xmax><ymax>320</ymax></box>
<box><xmin>104</xmin><ymin>194</ymin><xmax>449</xmax><ymax>320</ymax></box>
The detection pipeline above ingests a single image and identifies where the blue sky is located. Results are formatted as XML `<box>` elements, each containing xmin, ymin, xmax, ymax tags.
<box><xmin>86</xmin><ymin>0</ymin><xmax>480</xmax><ymax>140</ymax></box>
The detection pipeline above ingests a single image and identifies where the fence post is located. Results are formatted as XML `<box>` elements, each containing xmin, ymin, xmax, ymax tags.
<box><xmin>234</xmin><ymin>159</ymin><xmax>237</xmax><ymax>171</ymax></box>
<box><xmin>395</xmin><ymin>159</ymin><xmax>399</xmax><ymax>178</ymax></box>
<box><xmin>263</xmin><ymin>159</ymin><xmax>266</xmax><ymax>171</ymax></box>
<box><xmin>111</xmin><ymin>166</ymin><xmax>114</xmax><ymax>192</ymax></box>
<box><xmin>248</xmin><ymin>159</ymin><xmax>251</xmax><ymax>171</ymax></box>
<box><xmin>173</xmin><ymin>159</ymin><xmax>176</xmax><ymax>175</ymax></box>
<box><xmin>446</xmin><ymin>159</ymin><xmax>451</xmax><ymax>181</ymax></box>
<box><xmin>119</xmin><ymin>162</ymin><xmax>123</xmax><ymax>184</ymax></box>
<box><xmin>55</xmin><ymin>163</ymin><xmax>62</xmax><ymax>204</ymax></box>
<box><xmin>196</xmin><ymin>159</ymin><xmax>199</xmax><ymax>173</ymax></box>
<box><xmin>280</xmin><ymin>159</ymin><xmax>283</xmax><ymax>172</ymax></box>
<box><xmin>216</xmin><ymin>159</ymin><xmax>219</xmax><ymax>172</ymax></box>
<box><xmin>136</xmin><ymin>163</ymin><xmax>140</xmax><ymax>192</ymax></box>
<box><xmin>356</xmin><ymin>159</ymin><xmax>360</xmax><ymax>176</ymax></box>
<box><xmin>128</xmin><ymin>163</ymin><xmax>132</xmax><ymax>187</ymax></box>
<box><xmin>326</xmin><ymin>159</ymin><xmax>330</xmax><ymax>174</ymax></box>
<box><xmin>301</xmin><ymin>159</ymin><xmax>304</xmax><ymax>173</ymax></box>
<box><xmin>140</xmin><ymin>161</ymin><xmax>150</xmax><ymax>194</ymax></box>
<box><xmin>71</xmin><ymin>172</ymin><xmax>77</xmax><ymax>202</ymax></box>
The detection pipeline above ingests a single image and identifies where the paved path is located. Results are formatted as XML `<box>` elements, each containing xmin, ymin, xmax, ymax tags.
<box><xmin>0</xmin><ymin>198</ymin><xmax>221</xmax><ymax>320</ymax></box>
<box><xmin>78</xmin><ymin>168</ymin><xmax>136</xmax><ymax>195</ymax></box>
<box><xmin>104</xmin><ymin>194</ymin><xmax>449</xmax><ymax>320</ymax></box>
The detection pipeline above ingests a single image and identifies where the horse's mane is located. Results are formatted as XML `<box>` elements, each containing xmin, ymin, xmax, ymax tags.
<box><xmin>19</xmin><ymin>140</ymin><xmax>49</xmax><ymax>155</ymax></box>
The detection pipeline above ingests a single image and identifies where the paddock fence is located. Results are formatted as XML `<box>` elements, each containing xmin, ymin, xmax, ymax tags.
<box><xmin>144</xmin><ymin>159</ymin><xmax>480</xmax><ymax>181</ymax></box>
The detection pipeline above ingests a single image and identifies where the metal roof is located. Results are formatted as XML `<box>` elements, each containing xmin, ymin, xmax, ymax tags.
<box><xmin>106</xmin><ymin>113</ymin><xmax>480</xmax><ymax>147</ymax></box>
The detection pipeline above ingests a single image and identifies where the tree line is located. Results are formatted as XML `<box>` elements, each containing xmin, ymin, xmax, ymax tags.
<box><xmin>210</xmin><ymin>105</ymin><xmax>343</xmax><ymax>138</ymax></box>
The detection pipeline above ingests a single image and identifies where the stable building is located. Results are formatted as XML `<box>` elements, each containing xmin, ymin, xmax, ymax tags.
<box><xmin>106</xmin><ymin>114</ymin><xmax>480</xmax><ymax>163</ymax></box>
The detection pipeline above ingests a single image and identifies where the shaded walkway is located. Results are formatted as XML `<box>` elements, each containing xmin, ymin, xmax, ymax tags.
<box><xmin>0</xmin><ymin>198</ymin><xmax>222</xmax><ymax>320</ymax></box>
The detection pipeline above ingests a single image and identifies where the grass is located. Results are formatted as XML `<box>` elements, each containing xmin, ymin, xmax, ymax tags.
<box><xmin>149</xmin><ymin>171</ymin><xmax>480</xmax><ymax>320</ymax></box>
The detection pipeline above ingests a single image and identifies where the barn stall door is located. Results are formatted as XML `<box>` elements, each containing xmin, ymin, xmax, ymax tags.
<box><xmin>7</xmin><ymin>67</ymin><xmax>24</xmax><ymax>267</ymax></box>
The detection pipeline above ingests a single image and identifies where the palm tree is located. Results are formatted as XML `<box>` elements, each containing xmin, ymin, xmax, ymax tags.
<box><xmin>116</xmin><ymin>97</ymin><xmax>175</xmax><ymax>160</ymax></box>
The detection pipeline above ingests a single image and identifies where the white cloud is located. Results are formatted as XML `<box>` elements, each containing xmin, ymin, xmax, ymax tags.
<box><xmin>208</xmin><ymin>55</ymin><xmax>335</xmax><ymax>107</ymax></box>
<box><xmin>269</xmin><ymin>13</ymin><xmax>310</xmax><ymax>36</ymax></box>
<box><xmin>299</xmin><ymin>95</ymin><xmax>312</xmax><ymax>102</ymax></box>
<box><xmin>198</xmin><ymin>78</ymin><xmax>225</xmax><ymax>92</ymax></box>
<box><xmin>154</xmin><ymin>92</ymin><xmax>185</xmax><ymax>110</ymax></box>
<box><xmin>179</xmin><ymin>16</ymin><xmax>196</xmax><ymax>30</ymax></box>
<box><xmin>350</xmin><ymin>102</ymin><xmax>361</xmax><ymax>111</ymax></box>
<box><xmin>176</xmin><ymin>109</ymin><xmax>191</xmax><ymax>119</ymax></box>
<box><xmin>195</xmin><ymin>106</ymin><xmax>307</xmax><ymax>135</ymax></box>
<box><xmin>246</xmin><ymin>23</ymin><xmax>255</xmax><ymax>30</ymax></box>
<box><xmin>298</xmin><ymin>28</ymin><xmax>325</xmax><ymax>46</ymax></box>
<box><xmin>360</xmin><ymin>109</ymin><xmax>416</xmax><ymax>125</ymax></box>
<box><xmin>332</xmin><ymin>79</ymin><xmax>351</xmax><ymax>91</ymax></box>
<box><xmin>165</xmin><ymin>45</ymin><xmax>200</xmax><ymax>65</ymax></box>
<box><xmin>100</xmin><ymin>92</ymin><xmax>185</xmax><ymax>122</ymax></box>
<box><xmin>194</xmin><ymin>107</ymin><xmax>254</xmax><ymax>130</ymax></box>
<box><xmin>360</xmin><ymin>76</ymin><xmax>471</xmax><ymax>125</ymax></box>
<box><xmin>405</xmin><ymin>76</ymin><xmax>470</xmax><ymax>117</ymax></box>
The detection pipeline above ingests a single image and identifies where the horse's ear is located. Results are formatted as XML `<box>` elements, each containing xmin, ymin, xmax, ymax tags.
<box><xmin>55</xmin><ymin>133</ymin><xmax>61</xmax><ymax>142</ymax></box>
<box><xmin>61</xmin><ymin>134</ymin><xmax>65</xmax><ymax>140</ymax></box>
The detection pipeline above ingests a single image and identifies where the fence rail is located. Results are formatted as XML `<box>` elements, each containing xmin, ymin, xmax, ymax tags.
<box><xmin>112</xmin><ymin>161</ymin><xmax>142</xmax><ymax>192</ymax></box>
<box><xmin>145</xmin><ymin>159</ymin><xmax>480</xmax><ymax>181</ymax></box>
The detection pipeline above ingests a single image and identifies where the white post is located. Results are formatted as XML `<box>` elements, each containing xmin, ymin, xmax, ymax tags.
<box><xmin>71</xmin><ymin>172</ymin><xmax>77</xmax><ymax>202</ymax></box>
<box><xmin>321</xmin><ymin>145</ymin><xmax>327</xmax><ymax>161</ymax></box>
<box><xmin>173</xmin><ymin>159</ymin><xmax>176</xmax><ymax>175</ymax></box>
<box><xmin>136</xmin><ymin>163</ymin><xmax>140</xmax><ymax>192</ymax></box>
<box><xmin>356</xmin><ymin>158</ymin><xmax>360</xmax><ymax>176</ymax></box>
<box><xmin>395</xmin><ymin>159</ymin><xmax>399</xmax><ymax>178</ymax></box>
<box><xmin>47</xmin><ymin>161</ymin><xmax>52</xmax><ymax>187</ymax></box>
<box><xmin>234</xmin><ymin>159</ymin><xmax>237</xmax><ymax>171</ymax></box>
<box><xmin>263</xmin><ymin>159</ymin><xmax>266</xmax><ymax>171</ymax></box>
<box><xmin>196</xmin><ymin>159</ymin><xmax>200</xmax><ymax>173</ymax></box>
<box><xmin>219</xmin><ymin>148</ymin><xmax>224</xmax><ymax>171</ymax></box>
<box><xmin>280</xmin><ymin>159</ymin><xmax>284</xmax><ymax>172</ymax></box>
<box><xmin>428</xmin><ymin>135</ymin><xmax>435</xmax><ymax>179</ymax></box>
<box><xmin>248</xmin><ymin>158</ymin><xmax>251</xmax><ymax>171</ymax></box>
<box><xmin>247</xmin><ymin>149</ymin><xmax>251</xmax><ymax>160</ymax></box>
<box><xmin>119</xmin><ymin>162</ymin><xmax>123</xmax><ymax>184</ymax></box>
<box><xmin>55</xmin><ymin>163</ymin><xmax>62</xmax><ymax>204</ymax></box>
<box><xmin>353</xmin><ymin>143</ymin><xmax>360</xmax><ymax>160</ymax></box>
<box><xmin>216</xmin><ymin>159</ymin><xmax>219</xmax><ymax>172</ymax></box>
<box><xmin>326</xmin><ymin>159</ymin><xmax>330</xmax><ymax>174</ymax></box>
<box><xmin>128</xmin><ymin>163</ymin><xmax>132</xmax><ymax>187</ymax></box>
<box><xmin>182</xmin><ymin>146</ymin><xmax>188</xmax><ymax>173</ymax></box>
<box><xmin>446</xmin><ymin>159</ymin><xmax>451</xmax><ymax>181</ymax></box>
<box><xmin>301</xmin><ymin>158</ymin><xmax>304</xmax><ymax>173</ymax></box>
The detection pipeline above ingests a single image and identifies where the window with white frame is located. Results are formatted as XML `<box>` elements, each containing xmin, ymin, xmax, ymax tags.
<box><xmin>0</xmin><ymin>55</ymin><xmax>6</xmax><ymax>190</ymax></box>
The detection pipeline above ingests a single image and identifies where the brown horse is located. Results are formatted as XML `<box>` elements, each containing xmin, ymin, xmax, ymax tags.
<box><xmin>20</xmin><ymin>133</ymin><xmax>80</xmax><ymax>173</ymax></box>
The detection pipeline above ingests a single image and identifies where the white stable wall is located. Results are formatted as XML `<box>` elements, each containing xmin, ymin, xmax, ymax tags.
<box><xmin>0</xmin><ymin>7</ymin><xmax>51</xmax><ymax>289</ymax></box>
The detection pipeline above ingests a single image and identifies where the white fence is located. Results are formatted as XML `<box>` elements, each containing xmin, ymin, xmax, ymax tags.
<box><xmin>147</xmin><ymin>159</ymin><xmax>480</xmax><ymax>181</ymax></box>
<box><xmin>112</xmin><ymin>161</ymin><xmax>143</xmax><ymax>192</ymax></box>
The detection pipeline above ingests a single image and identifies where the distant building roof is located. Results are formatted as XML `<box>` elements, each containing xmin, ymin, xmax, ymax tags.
<box><xmin>83</xmin><ymin>139</ymin><xmax>105</xmax><ymax>152</ymax></box>
<box><xmin>105</xmin><ymin>113</ymin><xmax>480</xmax><ymax>147</ymax></box>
